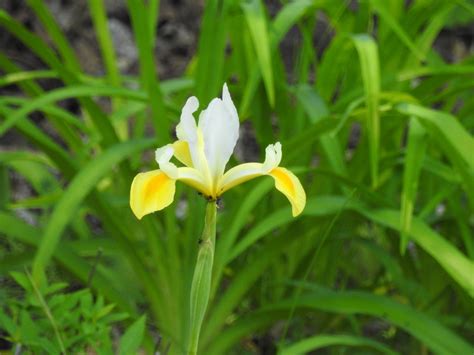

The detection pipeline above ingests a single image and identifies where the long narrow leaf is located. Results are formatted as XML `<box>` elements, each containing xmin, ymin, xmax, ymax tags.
<box><xmin>352</xmin><ymin>34</ymin><xmax>381</xmax><ymax>188</ymax></box>
<box><xmin>32</xmin><ymin>139</ymin><xmax>154</xmax><ymax>282</ymax></box>
<box><xmin>400</xmin><ymin>117</ymin><xmax>427</xmax><ymax>254</ymax></box>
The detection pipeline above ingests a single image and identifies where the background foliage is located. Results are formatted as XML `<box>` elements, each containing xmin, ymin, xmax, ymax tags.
<box><xmin>0</xmin><ymin>0</ymin><xmax>473</xmax><ymax>354</ymax></box>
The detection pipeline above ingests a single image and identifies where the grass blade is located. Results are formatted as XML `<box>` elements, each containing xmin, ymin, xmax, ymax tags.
<box><xmin>241</xmin><ymin>0</ymin><xmax>275</xmax><ymax>106</ymax></box>
<box><xmin>352</xmin><ymin>34</ymin><xmax>381</xmax><ymax>188</ymax></box>
<box><xmin>305</xmin><ymin>196</ymin><xmax>474</xmax><ymax>297</ymax></box>
<box><xmin>400</xmin><ymin>117</ymin><xmax>427</xmax><ymax>254</ymax></box>
<box><xmin>194</xmin><ymin>0</ymin><xmax>230</xmax><ymax>103</ymax></box>
<box><xmin>26</xmin><ymin>0</ymin><xmax>81</xmax><ymax>71</ymax></box>
<box><xmin>279</xmin><ymin>334</ymin><xmax>398</xmax><ymax>355</ymax></box>
<box><xmin>269</xmin><ymin>288</ymin><xmax>473</xmax><ymax>355</ymax></box>
<box><xmin>396</xmin><ymin>103</ymin><xmax>474</xmax><ymax>208</ymax></box>
<box><xmin>126</xmin><ymin>0</ymin><xmax>167</xmax><ymax>144</ymax></box>
<box><xmin>88</xmin><ymin>0</ymin><xmax>121</xmax><ymax>87</ymax></box>
<box><xmin>32</xmin><ymin>138</ymin><xmax>154</xmax><ymax>282</ymax></box>
<box><xmin>370</xmin><ymin>0</ymin><xmax>425</xmax><ymax>62</ymax></box>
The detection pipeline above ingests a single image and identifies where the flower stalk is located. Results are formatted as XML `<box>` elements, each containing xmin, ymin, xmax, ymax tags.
<box><xmin>187</xmin><ymin>201</ymin><xmax>217</xmax><ymax>355</ymax></box>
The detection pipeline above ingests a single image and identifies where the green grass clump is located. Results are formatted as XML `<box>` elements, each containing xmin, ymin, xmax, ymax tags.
<box><xmin>0</xmin><ymin>0</ymin><xmax>473</xmax><ymax>354</ymax></box>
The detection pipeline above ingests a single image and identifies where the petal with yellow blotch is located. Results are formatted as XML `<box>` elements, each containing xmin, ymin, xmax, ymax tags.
<box><xmin>269</xmin><ymin>167</ymin><xmax>306</xmax><ymax>217</ymax></box>
<box><xmin>130</xmin><ymin>170</ymin><xmax>176</xmax><ymax>219</ymax></box>
<box><xmin>220</xmin><ymin>164</ymin><xmax>306</xmax><ymax>216</ymax></box>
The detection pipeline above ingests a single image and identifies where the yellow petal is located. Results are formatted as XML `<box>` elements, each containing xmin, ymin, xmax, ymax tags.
<box><xmin>130</xmin><ymin>170</ymin><xmax>176</xmax><ymax>219</ymax></box>
<box><xmin>269</xmin><ymin>167</ymin><xmax>306</xmax><ymax>217</ymax></box>
<box><xmin>220</xmin><ymin>163</ymin><xmax>306</xmax><ymax>217</ymax></box>
<box><xmin>172</xmin><ymin>140</ymin><xmax>193</xmax><ymax>167</ymax></box>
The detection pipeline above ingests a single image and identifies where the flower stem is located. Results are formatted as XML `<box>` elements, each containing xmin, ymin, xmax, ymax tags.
<box><xmin>188</xmin><ymin>201</ymin><xmax>216</xmax><ymax>355</ymax></box>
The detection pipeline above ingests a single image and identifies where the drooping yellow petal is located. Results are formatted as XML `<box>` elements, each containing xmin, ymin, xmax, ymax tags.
<box><xmin>173</xmin><ymin>140</ymin><xmax>193</xmax><ymax>167</ymax></box>
<box><xmin>130</xmin><ymin>170</ymin><xmax>176</xmax><ymax>219</ymax></box>
<box><xmin>220</xmin><ymin>163</ymin><xmax>306</xmax><ymax>216</ymax></box>
<box><xmin>269</xmin><ymin>167</ymin><xmax>306</xmax><ymax>217</ymax></box>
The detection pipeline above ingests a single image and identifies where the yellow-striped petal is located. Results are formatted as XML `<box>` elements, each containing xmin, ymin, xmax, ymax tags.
<box><xmin>269</xmin><ymin>167</ymin><xmax>306</xmax><ymax>217</ymax></box>
<box><xmin>130</xmin><ymin>169</ymin><xmax>176</xmax><ymax>219</ymax></box>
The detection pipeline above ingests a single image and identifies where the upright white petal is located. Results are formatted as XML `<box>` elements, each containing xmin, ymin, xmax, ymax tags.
<box><xmin>262</xmin><ymin>142</ymin><xmax>282</xmax><ymax>173</ymax></box>
<box><xmin>198</xmin><ymin>84</ymin><xmax>239</xmax><ymax>180</ymax></box>
<box><xmin>175</xmin><ymin>97</ymin><xmax>205</xmax><ymax>169</ymax></box>
<box><xmin>155</xmin><ymin>145</ymin><xmax>178</xmax><ymax>179</ymax></box>
<box><xmin>222</xmin><ymin>83</ymin><xmax>239</xmax><ymax>123</ymax></box>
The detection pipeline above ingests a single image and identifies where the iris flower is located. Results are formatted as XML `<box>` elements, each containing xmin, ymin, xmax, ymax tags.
<box><xmin>130</xmin><ymin>84</ymin><xmax>306</xmax><ymax>219</ymax></box>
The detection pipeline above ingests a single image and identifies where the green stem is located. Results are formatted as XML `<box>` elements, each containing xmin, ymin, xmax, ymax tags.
<box><xmin>188</xmin><ymin>201</ymin><xmax>217</xmax><ymax>355</ymax></box>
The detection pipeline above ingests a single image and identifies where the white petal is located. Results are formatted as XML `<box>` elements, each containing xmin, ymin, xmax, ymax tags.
<box><xmin>262</xmin><ymin>142</ymin><xmax>282</xmax><ymax>173</ymax></box>
<box><xmin>219</xmin><ymin>163</ymin><xmax>263</xmax><ymax>194</ymax></box>
<box><xmin>175</xmin><ymin>96</ymin><xmax>205</xmax><ymax>170</ymax></box>
<box><xmin>220</xmin><ymin>142</ymin><xmax>282</xmax><ymax>193</ymax></box>
<box><xmin>176</xmin><ymin>167</ymin><xmax>212</xmax><ymax>196</ymax></box>
<box><xmin>222</xmin><ymin>83</ymin><xmax>239</xmax><ymax>123</ymax></box>
<box><xmin>155</xmin><ymin>145</ymin><xmax>178</xmax><ymax>179</ymax></box>
<box><xmin>155</xmin><ymin>145</ymin><xmax>174</xmax><ymax>164</ymax></box>
<box><xmin>198</xmin><ymin>84</ymin><xmax>239</xmax><ymax>179</ymax></box>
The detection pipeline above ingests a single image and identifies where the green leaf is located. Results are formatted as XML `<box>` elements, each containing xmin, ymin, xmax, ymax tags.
<box><xmin>279</xmin><ymin>334</ymin><xmax>398</xmax><ymax>355</ymax></box>
<box><xmin>241</xmin><ymin>0</ymin><xmax>275</xmax><ymax>106</ymax></box>
<box><xmin>304</xmin><ymin>196</ymin><xmax>474</xmax><ymax>297</ymax></box>
<box><xmin>0</xmin><ymin>211</ymin><xmax>136</xmax><ymax>315</ymax></box>
<box><xmin>370</xmin><ymin>0</ymin><xmax>425</xmax><ymax>62</ymax></box>
<box><xmin>119</xmin><ymin>315</ymin><xmax>146</xmax><ymax>355</ymax></box>
<box><xmin>396</xmin><ymin>103</ymin><xmax>474</xmax><ymax>208</ymax></box>
<box><xmin>294</xmin><ymin>84</ymin><xmax>347</xmax><ymax>175</ymax></box>
<box><xmin>270</xmin><ymin>287</ymin><xmax>473</xmax><ymax>355</ymax></box>
<box><xmin>32</xmin><ymin>138</ymin><xmax>154</xmax><ymax>282</ymax></box>
<box><xmin>126</xmin><ymin>0</ymin><xmax>167</xmax><ymax>144</ymax></box>
<box><xmin>400</xmin><ymin>117</ymin><xmax>427</xmax><ymax>254</ymax></box>
<box><xmin>194</xmin><ymin>0</ymin><xmax>230</xmax><ymax>103</ymax></box>
<box><xmin>352</xmin><ymin>34</ymin><xmax>381</xmax><ymax>188</ymax></box>
<box><xmin>0</xmin><ymin>70</ymin><xmax>58</xmax><ymax>87</ymax></box>
<box><xmin>88</xmin><ymin>0</ymin><xmax>121</xmax><ymax>87</ymax></box>
<box><xmin>27</xmin><ymin>0</ymin><xmax>81</xmax><ymax>71</ymax></box>
<box><xmin>0</xmin><ymin>85</ymin><xmax>146</xmax><ymax>136</ymax></box>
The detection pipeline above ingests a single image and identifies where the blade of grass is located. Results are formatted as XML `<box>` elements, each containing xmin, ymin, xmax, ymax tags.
<box><xmin>241</xmin><ymin>0</ymin><xmax>275</xmax><ymax>107</ymax></box>
<box><xmin>400</xmin><ymin>117</ymin><xmax>427</xmax><ymax>254</ymax></box>
<box><xmin>269</xmin><ymin>287</ymin><xmax>473</xmax><ymax>355</ymax></box>
<box><xmin>212</xmin><ymin>179</ymin><xmax>273</xmax><ymax>298</ymax></box>
<box><xmin>0</xmin><ymin>105</ymin><xmax>77</xmax><ymax>176</ymax></box>
<box><xmin>279</xmin><ymin>334</ymin><xmax>398</xmax><ymax>355</ymax></box>
<box><xmin>0</xmin><ymin>85</ymin><xmax>148</xmax><ymax>136</ymax></box>
<box><xmin>294</xmin><ymin>84</ymin><xmax>347</xmax><ymax>176</ymax></box>
<box><xmin>32</xmin><ymin>138</ymin><xmax>154</xmax><ymax>282</ymax></box>
<box><xmin>202</xmin><ymin>227</ymin><xmax>309</xmax><ymax>347</ymax></box>
<box><xmin>304</xmin><ymin>196</ymin><xmax>474</xmax><ymax>297</ymax></box>
<box><xmin>0</xmin><ymin>70</ymin><xmax>58</xmax><ymax>87</ymax></box>
<box><xmin>241</xmin><ymin>0</ymin><xmax>329</xmax><ymax>114</ymax></box>
<box><xmin>194</xmin><ymin>0</ymin><xmax>230</xmax><ymax>103</ymax></box>
<box><xmin>126</xmin><ymin>0</ymin><xmax>167</xmax><ymax>144</ymax></box>
<box><xmin>396</xmin><ymin>103</ymin><xmax>474</xmax><ymax>208</ymax></box>
<box><xmin>88</xmin><ymin>0</ymin><xmax>121</xmax><ymax>87</ymax></box>
<box><xmin>207</xmin><ymin>285</ymin><xmax>472</xmax><ymax>354</ymax></box>
<box><xmin>352</xmin><ymin>34</ymin><xmax>381</xmax><ymax>188</ymax></box>
<box><xmin>370</xmin><ymin>0</ymin><xmax>425</xmax><ymax>62</ymax></box>
<box><xmin>27</xmin><ymin>0</ymin><xmax>81</xmax><ymax>71</ymax></box>
<box><xmin>0</xmin><ymin>212</ymin><xmax>135</xmax><ymax>312</ymax></box>
<box><xmin>0</xmin><ymin>11</ymin><xmax>120</xmax><ymax>147</ymax></box>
